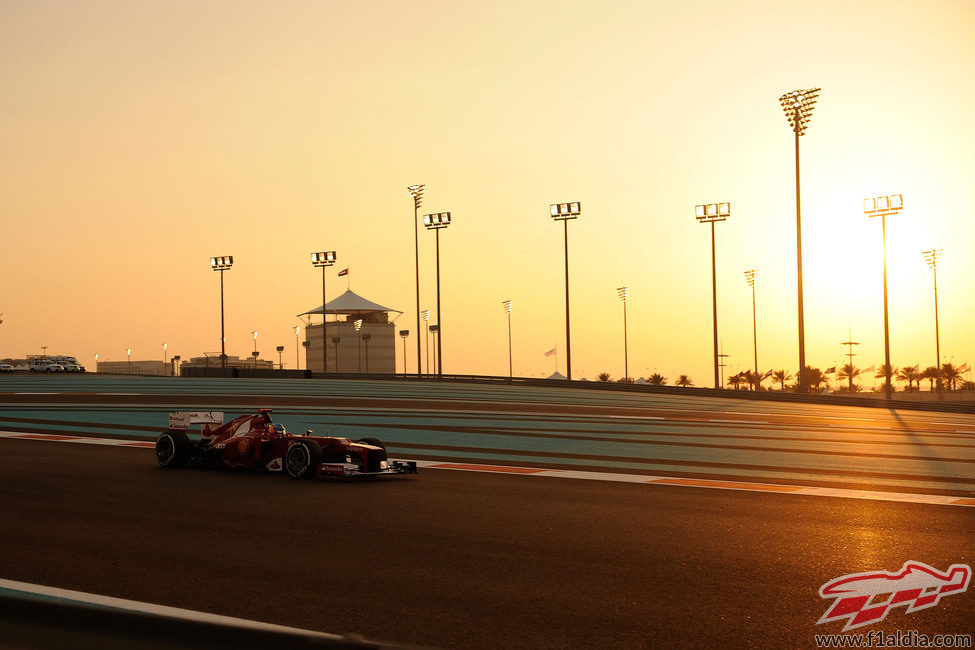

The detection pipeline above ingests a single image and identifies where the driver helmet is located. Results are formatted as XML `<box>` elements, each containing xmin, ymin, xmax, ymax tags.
<box><xmin>270</xmin><ymin>423</ymin><xmax>286</xmax><ymax>436</ymax></box>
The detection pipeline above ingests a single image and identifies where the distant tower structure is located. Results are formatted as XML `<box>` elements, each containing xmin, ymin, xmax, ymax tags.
<box><xmin>298</xmin><ymin>289</ymin><xmax>401</xmax><ymax>374</ymax></box>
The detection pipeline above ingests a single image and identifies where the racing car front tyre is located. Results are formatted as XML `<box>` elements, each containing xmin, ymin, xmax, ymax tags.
<box><xmin>285</xmin><ymin>440</ymin><xmax>322</xmax><ymax>479</ymax></box>
<box><xmin>156</xmin><ymin>430</ymin><xmax>192</xmax><ymax>467</ymax></box>
<box><xmin>356</xmin><ymin>437</ymin><xmax>386</xmax><ymax>451</ymax></box>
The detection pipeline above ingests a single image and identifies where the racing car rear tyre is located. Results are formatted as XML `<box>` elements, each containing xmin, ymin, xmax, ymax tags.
<box><xmin>285</xmin><ymin>439</ymin><xmax>323</xmax><ymax>479</ymax></box>
<box><xmin>156</xmin><ymin>430</ymin><xmax>192</xmax><ymax>467</ymax></box>
<box><xmin>356</xmin><ymin>437</ymin><xmax>386</xmax><ymax>451</ymax></box>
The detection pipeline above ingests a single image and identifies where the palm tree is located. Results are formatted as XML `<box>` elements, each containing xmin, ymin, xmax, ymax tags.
<box><xmin>801</xmin><ymin>366</ymin><xmax>826</xmax><ymax>392</ymax></box>
<box><xmin>597</xmin><ymin>372</ymin><xmax>611</xmax><ymax>382</ymax></box>
<box><xmin>741</xmin><ymin>370</ymin><xmax>759</xmax><ymax>391</ymax></box>
<box><xmin>941</xmin><ymin>363</ymin><xmax>961</xmax><ymax>392</ymax></box>
<box><xmin>836</xmin><ymin>364</ymin><xmax>863</xmax><ymax>392</ymax></box>
<box><xmin>920</xmin><ymin>365</ymin><xmax>939</xmax><ymax>391</ymax></box>
<box><xmin>648</xmin><ymin>373</ymin><xmax>667</xmax><ymax>385</ymax></box>
<box><xmin>727</xmin><ymin>372</ymin><xmax>744</xmax><ymax>390</ymax></box>
<box><xmin>896</xmin><ymin>365</ymin><xmax>920</xmax><ymax>391</ymax></box>
<box><xmin>675</xmin><ymin>375</ymin><xmax>693</xmax><ymax>387</ymax></box>
<box><xmin>874</xmin><ymin>364</ymin><xmax>896</xmax><ymax>392</ymax></box>
<box><xmin>771</xmin><ymin>370</ymin><xmax>792</xmax><ymax>391</ymax></box>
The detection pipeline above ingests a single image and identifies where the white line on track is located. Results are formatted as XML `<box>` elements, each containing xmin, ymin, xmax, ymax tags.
<box><xmin>0</xmin><ymin>578</ymin><xmax>344</xmax><ymax>640</ymax></box>
<box><xmin>2</xmin><ymin>431</ymin><xmax>972</xmax><ymax>508</ymax></box>
<box><xmin>708</xmin><ymin>419</ymin><xmax>768</xmax><ymax>425</ymax></box>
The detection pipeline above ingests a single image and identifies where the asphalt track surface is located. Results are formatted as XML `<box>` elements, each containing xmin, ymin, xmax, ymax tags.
<box><xmin>2</xmin><ymin>376</ymin><xmax>974</xmax><ymax>647</ymax></box>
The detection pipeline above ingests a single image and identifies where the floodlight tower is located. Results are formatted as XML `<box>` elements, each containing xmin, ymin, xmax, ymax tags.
<box><xmin>864</xmin><ymin>194</ymin><xmax>904</xmax><ymax>398</ymax></box>
<box><xmin>550</xmin><ymin>202</ymin><xmax>581</xmax><ymax>380</ymax></box>
<box><xmin>694</xmin><ymin>202</ymin><xmax>730</xmax><ymax>388</ymax></box>
<box><xmin>311</xmin><ymin>251</ymin><xmax>337</xmax><ymax>376</ymax></box>
<box><xmin>209</xmin><ymin>255</ymin><xmax>234</xmax><ymax>367</ymax></box>
<box><xmin>922</xmin><ymin>248</ymin><xmax>943</xmax><ymax>395</ymax></box>
<box><xmin>423</xmin><ymin>212</ymin><xmax>451</xmax><ymax>378</ymax></box>
<box><xmin>421</xmin><ymin>309</ymin><xmax>431</xmax><ymax>375</ymax></box>
<box><xmin>616</xmin><ymin>287</ymin><xmax>630</xmax><ymax>380</ymax></box>
<box><xmin>399</xmin><ymin>330</ymin><xmax>410</xmax><ymax>377</ymax></box>
<box><xmin>408</xmin><ymin>184</ymin><xmax>425</xmax><ymax>377</ymax></box>
<box><xmin>293</xmin><ymin>325</ymin><xmax>301</xmax><ymax>371</ymax></box>
<box><xmin>354</xmin><ymin>318</ymin><xmax>363</xmax><ymax>372</ymax></box>
<box><xmin>502</xmin><ymin>300</ymin><xmax>513</xmax><ymax>378</ymax></box>
<box><xmin>744</xmin><ymin>269</ymin><xmax>758</xmax><ymax>390</ymax></box>
<box><xmin>778</xmin><ymin>87</ymin><xmax>821</xmax><ymax>391</ymax></box>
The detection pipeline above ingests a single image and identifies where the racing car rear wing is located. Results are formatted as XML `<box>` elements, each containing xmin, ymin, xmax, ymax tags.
<box><xmin>168</xmin><ymin>412</ymin><xmax>224</xmax><ymax>439</ymax></box>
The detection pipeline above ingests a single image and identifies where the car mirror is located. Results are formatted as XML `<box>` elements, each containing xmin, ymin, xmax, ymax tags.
<box><xmin>305</xmin><ymin>429</ymin><xmax>313</xmax><ymax>436</ymax></box>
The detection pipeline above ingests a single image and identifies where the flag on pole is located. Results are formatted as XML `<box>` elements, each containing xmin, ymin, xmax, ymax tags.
<box><xmin>337</xmin><ymin>268</ymin><xmax>349</xmax><ymax>277</ymax></box>
<box><xmin>863</xmin><ymin>365</ymin><xmax>875</xmax><ymax>373</ymax></box>
<box><xmin>825</xmin><ymin>367</ymin><xmax>836</xmax><ymax>374</ymax></box>
<box><xmin>544</xmin><ymin>347</ymin><xmax>556</xmax><ymax>357</ymax></box>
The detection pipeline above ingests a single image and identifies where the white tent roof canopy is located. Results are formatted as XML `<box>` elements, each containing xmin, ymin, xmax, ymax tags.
<box><xmin>298</xmin><ymin>289</ymin><xmax>402</xmax><ymax>316</ymax></box>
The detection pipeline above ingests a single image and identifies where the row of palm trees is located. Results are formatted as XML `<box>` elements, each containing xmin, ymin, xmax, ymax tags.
<box><xmin>594</xmin><ymin>362</ymin><xmax>972</xmax><ymax>392</ymax></box>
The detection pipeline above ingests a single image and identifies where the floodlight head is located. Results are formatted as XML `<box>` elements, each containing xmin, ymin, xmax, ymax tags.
<box><xmin>778</xmin><ymin>87</ymin><xmax>822</xmax><ymax>135</ymax></box>
<box><xmin>864</xmin><ymin>193</ymin><xmax>904</xmax><ymax>217</ymax></box>
<box><xmin>354</xmin><ymin>319</ymin><xmax>362</xmax><ymax>331</ymax></box>
<box><xmin>421</xmin><ymin>309</ymin><xmax>430</xmax><ymax>322</ymax></box>
<box><xmin>429</xmin><ymin>325</ymin><xmax>439</xmax><ymax>333</ymax></box>
<box><xmin>399</xmin><ymin>330</ymin><xmax>410</xmax><ymax>338</ymax></box>
<box><xmin>408</xmin><ymin>184</ymin><xmax>425</xmax><ymax>209</ymax></box>
<box><xmin>252</xmin><ymin>331</ymin><xmax>258</xmax><ymax>340</ymax></box>
<box><xmin>502</xmin><ymin>299</ymin><xmax>513</xmax><ymax>313</ymax></box>
<box><xmin>361</xmin><ymin>333</ymin><xmax>371</xmax><ymax>341</ymax></box>
<box><xmin>922</xmin><ymin>248</ymin><xmax>943</xmax><ymax>269</ymax></box>
<box><xmin>423</xmin><ymin>212</ymin><xmax>451</xmax><ymax>229</ymax></box>
<box><xmin>616</xmin><ymin>286</ymin><xmax>630</xmax><ymax>302</ymax></box>
<box><xmin>311</xmin><ymin>251</ymin><xmax>337</xmax><ymax>267</ymax></box>
<box><xmin>550</xmin><ymin>202</ymin><xmax>581</xmax><ymax>221</ymax></box>
<box><xmin>695</xmin><ymin>202</ymin><xmax>730</xmax><ymax>223</ymax></box>
<box><xmin>210</xmin><ymin>255</ymin><xmax>234</xmax><ymax>270</ymax></box>
<box><xmin>744</xmin><ymin>269</ymin><xmax>757</xmax><ymax>287</ymax></box>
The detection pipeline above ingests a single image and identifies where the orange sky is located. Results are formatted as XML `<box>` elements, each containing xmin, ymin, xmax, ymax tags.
<box><xmin>1</xmin><ymin>0</ymin><xmax>974</xmax><ymax>384</ymax></box>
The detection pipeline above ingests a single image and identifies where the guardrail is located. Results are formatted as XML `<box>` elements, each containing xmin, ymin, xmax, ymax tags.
<box><xmin>177</xmin><ymin>368</ymin><xmax>975</xmax><ymax>414</ymax></box>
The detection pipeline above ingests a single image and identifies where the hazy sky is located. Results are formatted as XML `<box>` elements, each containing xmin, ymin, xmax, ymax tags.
<box><xmin>2</xmin><ymin>0</ymin><xmax>974</xmax><ymax>383</ymax></box>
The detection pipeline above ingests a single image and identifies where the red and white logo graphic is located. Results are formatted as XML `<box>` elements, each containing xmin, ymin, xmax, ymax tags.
<box><xmin>817</xmin><ymin>561</ymin><xmax>970</xmax><ymax>631</ymax></box>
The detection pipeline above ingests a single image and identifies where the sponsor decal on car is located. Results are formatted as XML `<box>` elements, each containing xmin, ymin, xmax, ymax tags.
<box><xmin>321</xmin><ymin>464</ymin><xmax>346</xmax><ymax>477</ymax></box>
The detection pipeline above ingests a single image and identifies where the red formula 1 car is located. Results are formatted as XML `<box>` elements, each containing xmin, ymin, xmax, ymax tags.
<box><xmin>154</xmin><ymin>409</ymin><xmax>417</xmax><ymax>479</ymax></box>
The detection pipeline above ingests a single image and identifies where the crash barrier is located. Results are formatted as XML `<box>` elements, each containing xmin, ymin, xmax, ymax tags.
<box><xmin>0</xmin><ymin>590</ymin><xmax>392</xmax><ymax>650</ymax></box>
<box><xmin>181</xmin><ymin>367</ymin><xmax>311</xmax><ymax>379</ymax></box>
<box><xmin>178</xmin><ymin>368</ymin><xmax>975</xmax><ymax>415</ymax></box>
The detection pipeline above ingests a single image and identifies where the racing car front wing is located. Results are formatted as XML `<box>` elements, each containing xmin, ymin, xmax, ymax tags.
<box><xmin>316</xmin><ymin>460</ymin><xmax>418</xmax><ymax>479</ymax></box>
